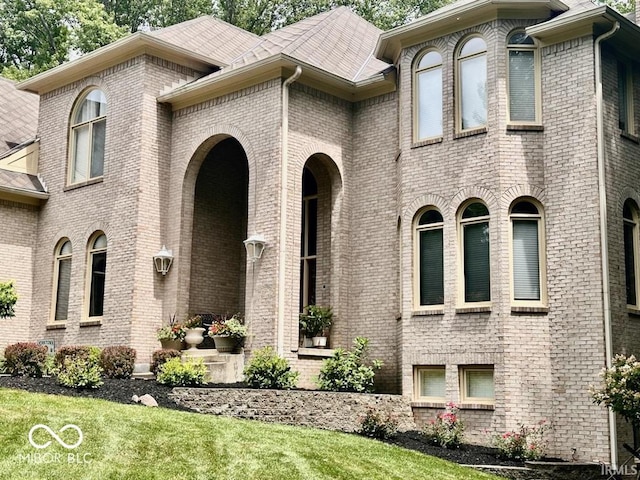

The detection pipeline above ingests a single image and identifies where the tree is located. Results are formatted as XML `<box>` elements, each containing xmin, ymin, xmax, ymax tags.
<box><xmin>598</xmin><ymin>0</ymin><xmax>635</xmax><ymax>14</ymax></box>
<box><xmin>0</xmin><ymin>0</ymin><xmax>128</xmax><ymax>80</ymax></box>
<box><xmin>0</xmin><ymin>281</ymin><xmax>18</xmax><ymax>318</ymax></box>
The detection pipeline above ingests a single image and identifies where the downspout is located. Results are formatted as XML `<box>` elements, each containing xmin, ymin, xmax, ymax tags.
<box><xmin>595</xmin><ymin>20</ymin><xmax>619</xmax><ymax>469</ymax></box>
<box><xmin>277</xmin><ymin>66</ymin><xmax>302</xmax><ymax>355</ymax></box>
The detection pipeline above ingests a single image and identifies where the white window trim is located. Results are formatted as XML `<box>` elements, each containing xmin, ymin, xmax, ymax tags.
<box><xmin>413</xmin><ymin>48</ymin><xmax>444</xmax><ymax>143</ymax></box>
<box><xmin>509</xmin><ymin>199</ymin><xmax>547</xmax><ymax>308</ymax></box>
<box><xmin>506</xmin><ymin>31</ymin><xmax>542</xmax><ymax>126</ymax></box>
<box><xmin>414</xmin><ymin>366</ymin><xmax>447</xmax><ymax>402</ymax></box>
<box><xmin>624</xmin><ymin>201</ymin><xmax>640</xmax><ymax>310</ymax></box>
<box><xmin>50</xmin><ymin>239</ymin><xmax>72</xmax><ymax>324</ymax></box>
<box><xmin>619</xmin><ymin>61</ymin><xmax>635</xmax><ymax>135</ymax></box>
<box><xmin>68</xmin><ymin>89</ymin><xmax>106</xmax><ymax>186</ymax></box>
<box><xmin>459</xmin><ymin>365</ymin><xmax>495</xmax><ymax>405</ymax></box>
<box><xmin>413</xmin><ymin>207</ymin><xmax>444</xmax><ymax>311</ymax></box>
<box><xmin>84</xmin><ymin>232</ymin><xmax>106</xmax><ymax>321</ymax></box>
<box><xmin>300</xmin><ymin>192</ymin><xmax>318</xmax><ymax>310</ymax></box>
<box><xmin>457</xmin><ymin>200</ymin><xmax>491</xmax><ymax>308</ymax></box>
<box><xmin>455</xmin><ymin>34</ymin><xmax>488</xmax><ymax>134</ymax></box>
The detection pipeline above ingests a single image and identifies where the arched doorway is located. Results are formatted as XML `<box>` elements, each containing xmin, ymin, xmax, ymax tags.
<box><xmin>189</xmin><ymin>137</ymin><xmax>249</xmax><ymax>314</ymax></box>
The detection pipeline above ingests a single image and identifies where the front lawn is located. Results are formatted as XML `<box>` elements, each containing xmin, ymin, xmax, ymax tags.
<box><xmin>0</xmin><ymin>388</ymin><xmax>500</xmax><ymax>480</ymax></box>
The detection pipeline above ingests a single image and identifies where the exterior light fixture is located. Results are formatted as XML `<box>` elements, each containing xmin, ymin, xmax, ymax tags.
<box><xmin>153</xmin><ymin>245</ymin><xmax>173</xmax><ymax>275</ymax></box>
<box><xmin>244</xmin><ymin>235</ymin><xmax>266</xmax><ymax>262</ymax></box>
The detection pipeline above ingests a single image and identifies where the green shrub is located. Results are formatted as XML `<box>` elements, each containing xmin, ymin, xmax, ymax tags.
<box><xmin>57</xmin><ymin>358</ymin><xmax>103</xmax><ymax>389</ymax></box>
<box><xmin>0</xmin><ymin>356</ymin><xmax>5</xmax><ymax>374</ymax></box>
<box><xmin>316</xmin><ymin>337</ymin><xmax>382</xmax><ymax>393</ymax></box>
<box><xmin>100</xmin><ymin>346</ymin><xmax>136</xmax><ymax>379</ymax></box>
<box><xmin>43</xmin><ymin>354</ymin><xmax>56</xmax><ymax>376</ymax></box>
<box><xmin>156</xmin><ymin>357</ymin><xmax>206</xmax><ymax>386</ymax></box>
<box><xmin>4</xmin><ymin>342</ymin><xmax>48</xmax><ymax>377</ymax></box>
<box><xmin>150</xmin><ymin>349</ymin><xmax>182</xmax><ymax>374</ymax></box>
<box><xmin>55</xmin><ymin>345</ymin><xmax>101</xmax><ymax>369</ymax></box>
<box><xmin>359</xmin><ymin>408</ymin><xmax>398</xmax><ymax>440</ymax></box>
<box><xmin>243</xmin><ymin>346</ymin><xmax>299</xmax><ymax>389</ymax></box>
<box><xmin>0</xmin><ymin>280</ymin><xmax>18</xmax><ymax>318</ymax></box>
<box><xmin>423</xmin><ymin>402</ymin><xmax>465</xmax><ymax>448</ymax></box>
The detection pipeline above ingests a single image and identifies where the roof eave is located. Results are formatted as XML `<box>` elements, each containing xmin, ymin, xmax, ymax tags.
<box><xmin>375</xmin><ymin>0</ymin><xmax>569</xmax><ymax>63</ymax></box>
<box><xmin>17</xmin><ymin>33</ymin><xmax>221</xmax><ymax>95</ymax></box>
<box><xmin>0</xmin><ymin>184</ymin><xmax>49</xmax><ymax>202</ymax></box>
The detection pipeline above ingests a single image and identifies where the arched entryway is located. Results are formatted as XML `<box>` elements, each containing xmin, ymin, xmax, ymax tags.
<box><xmin>188</xmin><ymin>137</ymin><xmax>249</xmax><ymax>314</ymax></box>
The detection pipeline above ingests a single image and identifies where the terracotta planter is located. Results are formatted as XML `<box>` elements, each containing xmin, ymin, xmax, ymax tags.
<box><xmin>160</xmin><ymin>339</ymin><xmax>183</xmax><ymax>351</ymax></box>
<box><xmin>185</xmin><ymin>327</ymin><xmax>205</xmax><ymax>350</ymax></box>
<box><xmin>212</xmin><ymin>335</ymin><xmax>245</xmax><ymax>354</ymax></box>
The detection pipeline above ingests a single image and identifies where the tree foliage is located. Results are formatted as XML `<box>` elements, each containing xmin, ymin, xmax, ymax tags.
<box><xmin>0</xmin><ymin>0</ymin><xmax>128</xmax><ymax>79</ymax></box>
<box><xmin>598</xmin><ymin>0</ymin><xmax>635</xmax><ymax>14</ymax></box>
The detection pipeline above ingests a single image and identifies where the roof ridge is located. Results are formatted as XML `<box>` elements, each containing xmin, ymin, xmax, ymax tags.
<box><xmin>281</xmin><ymin>7</ymin><xmax>346</xmax><ymax>55</ymax></box>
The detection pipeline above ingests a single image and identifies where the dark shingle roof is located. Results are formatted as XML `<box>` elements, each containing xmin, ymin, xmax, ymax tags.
<box><xmin>0</xmin><ymin>77</ymin><xmax>38</xmax><ymax>155</ymax></box>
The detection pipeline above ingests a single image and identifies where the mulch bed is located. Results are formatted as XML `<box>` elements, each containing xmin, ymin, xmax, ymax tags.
<box><xmin>0</xmin><ymin>375</ymin><xmax>524</xmax><ymax>468</ymax></box>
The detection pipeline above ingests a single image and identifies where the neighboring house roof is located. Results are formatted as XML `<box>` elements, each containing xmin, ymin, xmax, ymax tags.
<box><xmin>148</xmin><ymin>15</ymin><xmax>260</xmax><ymax>66</ymax></box>
<box><xmin>0</xmin><ymin>77</ymin><xmax>38</xmax><ymax>155</ymax></box>
<box><xmin>0</xmin><ymin>168</ymin><xmax>48</xmax><ymax>201</ymax></box>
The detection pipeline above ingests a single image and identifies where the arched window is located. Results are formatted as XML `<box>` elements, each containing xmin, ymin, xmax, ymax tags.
<box><xmin>457</xmin><ymin>36</ymin><xmax>487</xmax><ymax>132</ymax></box>
<box><xmin>52</xmin><ymin>240</ymin><xmax>72</xmax><ymax>322</ymax></box>
<box><xmin>86</xmin><ymin>233</ymin><xmax>107</xmax><ymax>319</ymax></box>
<box><xmin>459</xmin><ymin>201</ymin><xmax>490</xmax><ymax>304</ymax></box>
<box><xmin>70</xmin><ymin>89</ymin><xmax>106</xmax><ymax>184</ymax></box>
<box><xmin>510</xmin><ymin>199</ymin><xmax>545</xmax><ymax>304</ymax></box>
<box><xmin>300</xmin><ymin>168</ymin><xmax>318</xmax><ymax>310</ymax></box>
<box><xmin>414</xmin><ymin>50</ymin><xmax>443</xmax><ymax>141</ymax></box>
<box><xmin>507</xmin><ymin>31</ymin><xmax>539</xmax><ymax>124</ymax></box>
<box><xmin>624</xmin><ymin>200</ymin><xmax>640</xmax><ymax>307</ymax></box>
<box><xmin>415</xmin><ymin>208</ymin><xmax>444</xmax><ymax>307</ymax></box>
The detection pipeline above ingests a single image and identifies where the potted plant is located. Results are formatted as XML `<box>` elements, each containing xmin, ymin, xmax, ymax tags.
<box><xmin>208</xmin><ymin>314</ymin><xmax>247</xmax><ymax>353</ymax></box>
<box><xmin>156</xmin><ymin>315</ymin><xmax>186</xmax><ymax>351</ymax></box>
<box><xmin>183</xmin><ymin>315</ymin><xmax>205</xmax><ymax>350</ymax></box>
<box><xmin>299</xmin><ymin>305</ymin><xmax>333</xmax><ymax>347</ymax></box>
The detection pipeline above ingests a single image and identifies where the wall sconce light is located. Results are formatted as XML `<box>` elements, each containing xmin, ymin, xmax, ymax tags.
<box><xmin>153</xmin><ymin>245</ymin><xmax>173</xmax><ymax>275</ymax></box>
<box><xmin>244</xmin><ymin>234</ymin><xmax>266</xmax><ymax>262</ymax></box>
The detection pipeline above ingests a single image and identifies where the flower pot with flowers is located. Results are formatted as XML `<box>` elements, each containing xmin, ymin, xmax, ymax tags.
<box><xmin>208</xmin><ymin>314</ymin><xmax>247</xmax><ymax>354</ymax></box>
<box><xmin>299</xmin><ymin>305</ymin><xmax>333</xmax><ymax>348</ymax></box>
<box><xmin>184</xmin><ymin>315</ymin><xmax>205</xmax><ymax>350</ymax></box>
<box><xmin>156</xmin><ymin>315</ymin><xmax>186</xmax><ymax>351</ymax></box>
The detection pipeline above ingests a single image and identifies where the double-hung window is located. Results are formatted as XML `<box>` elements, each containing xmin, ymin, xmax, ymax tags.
<box><xmin>624</xmin><ymin>200</ymin><xmax>640</xmax><ymax>308</ymax></box>
<box><xmin>86</xmin><ymin>233</ymin><xmax>107</xmax><ymax>319</ymax></box>
<box><xmin>507</xmin><ymin>31</ymin><xmax>540</xmax><ymax>124</ymax></box>
<box><xmin>415</xmin><ymin>208</ymin><xmax>444</xmax><ymax>308</ymax></box>
<box><xmin>70</xmin><ymin>89</ymin><xmax>106</xmax><ymax>184</ymax></box>
<box><xmin>459</xmin><ymin>202</ymin><xmax>490</xmax><ymax>305</ymax></box>
<box><xmin>618</xmin><ymin>61</ymin><xmax>635</xmax><ymax>134</ymax></box>
<box><xmin>414</xmin><ymin>50</ymin><xmax>443</xmax><ymax>141</ymax></box>
<box><xmin>457</xmin><ymin>36</ymin><xmax>487</xmax><ymax>132</ymax></box>
<box><xmin>52</xmin><ymin>240</ymin><xmax>72</xmax><ymax>322</ymax></box>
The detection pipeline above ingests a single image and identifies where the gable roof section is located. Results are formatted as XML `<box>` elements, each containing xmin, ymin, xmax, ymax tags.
<box><xmin>0</xmin><ymin>77</ymin><xmax>38</xmax><ymax>155</ymax></box>
<box><xmin>158</xmin><ymin>7</ymin><xmax>394</xmax><ymax>109</ymax></box>
<box><xmin>148</xmin><ymin>16</ymin><xmax>260</xmax><ymax>66</ymax></box>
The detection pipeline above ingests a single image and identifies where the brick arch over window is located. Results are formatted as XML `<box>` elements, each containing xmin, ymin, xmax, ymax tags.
<box><xmin>451</xmin><ymin>187</ymin><xmax>498</xmax><ymax>214</ymax></box>
<box><xmin>500</xmin><ymin>184</ymin><xmax>546</xmax><ymax>211</ymax></box>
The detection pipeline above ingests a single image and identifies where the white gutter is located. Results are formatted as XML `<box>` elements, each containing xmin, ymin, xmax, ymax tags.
<box><xmin>277</xmin><ymin>66</ymin><xmax>302</xmax><ymax>355</ymax></box>
<box><xmin>595</xmin><ymin>20</ymin><xmax>620</xmax><ymax>469</ymax></box>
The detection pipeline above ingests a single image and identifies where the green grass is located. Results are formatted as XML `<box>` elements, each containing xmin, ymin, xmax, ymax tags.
<box><xmin>0</xmin><ymin>388</ymin><xmax>501</xmax><ymax>480</ymax></box>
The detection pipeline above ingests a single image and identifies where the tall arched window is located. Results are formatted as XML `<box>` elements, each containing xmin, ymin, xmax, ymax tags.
<box><xmin>86</xmin><ymin>233</ymin><xmax>107</xmax><ymax>319</ymax></box>
<box><xmin>624</xmin><ymin>200</ymin><xmax>640</xmax><ymax>308</ymax></box>
<box><xmin>52</xmin><ymin>240</ymin><xmax>72</xmax><ymax>322</ymax></box>
<box><xmin>459</xmin><ymin>201</ymin><xmax>490</xmax><ymax>304</ymax></box>
<box><xmin>507</xmin><ymin>31</ymin><xmax>540</xmax><ymax>124</ymax></box>
<box><xmin>510</xmin><ymin>199</ymin><xmax>545</xmax><ymax>304</ymax></box>
<box><xmin>457</xmin><ymin>36</ymin><xmax>487</xmax><ymax>132</ymax></box>
<box><xmin>415</xmin><ymin>208</ymin><xmax>444</xmax><ymax>307</ymax></box>
<box><xmin>70</xmin><ymin>89</ymin><xmax>107</xmax><ymax>184</ymax></box>
<box><xmin>414</xmin><ymin>50</ymin><xmax>443</xmax><ymax>141</ymax></box>
<box><xmin>300</xmin><ymin>168</ymin><xmax>318</xmax><ymax>311</ymax></box>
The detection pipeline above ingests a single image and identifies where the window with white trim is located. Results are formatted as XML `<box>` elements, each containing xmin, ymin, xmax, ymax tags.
<box><xmin>618</xmin><ymin>61</ymin><xmax>635</xmax><ymax>134</ymax></box>
<box><xmin>507</xmin><ymin>31</ymin><xmax>540</xmax><ymax>124</ymax></box>
<box><xmin>70</xmin><ymin>89</ymin><xmax>106</xmax><ymax>184</ymax></box>
<box><xmin>459</xmin><ymin>201</ymin><xmax>490</xmax><ymax>304</ymax></box>
<box><xmin>415</xmin><ymin>208</ymin><xmax>444</xmax><ymax>307</ymax></box>
<box><xmin>510</xmin><ymin>199</ymin><xmax>545</xmax><ymax>305</ymax></box>
<box><xmin>414</xmin><ymin>50</ymin><xmax>443</xmax><ymax>141</ymax></box>
<box><xmin>460</xmin><ymin>365</ymin><xmax>494</xmax><ymax>404</ymax></box>
<box><xmin>624</xmin><ymin>200</ymin><xmax>640</xmax><ymax>308</ymax></box>
<box><xmin>86</xmin><ymin>233</ymin><xmax>107</xmax><ymax>319</ymax></box>
<box><xmin>414</xmin><ymin>366</ymin><xmax>446</xmax><ymax>402</ymax></box>
<box><xmin>300</xmin><ymin>168</ymin><xmax>317</xmax><ymax>311</ymax></box>
<box><xmin>52</xmin><ymin>240</ymin><xmax>72</xmax><ymax>322</ymax></box>
<box><xmin>457</xmin><ymin>36</ymin><xmax>487</xmax><ymax>132</ymax></box>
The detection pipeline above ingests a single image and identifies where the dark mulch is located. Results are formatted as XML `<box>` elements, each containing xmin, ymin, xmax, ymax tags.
<box><xmin>0</xmin><ymin>375</ymin><xmax>523</xmax><ymax>468</ymax></box>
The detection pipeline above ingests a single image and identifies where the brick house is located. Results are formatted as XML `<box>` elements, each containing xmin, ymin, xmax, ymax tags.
<box><xmin>2</xmin><ymin>0</ymin><xmax>640</xmax><ymax>463</ymax></box>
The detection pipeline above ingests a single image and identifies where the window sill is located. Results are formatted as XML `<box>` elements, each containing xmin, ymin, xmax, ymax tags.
<box><xmin>297</xmin><ymin>348</ymin><xmax>335</xmax><ymax>358</ymax></box>
<box><xmin>411</xmin><ymin>137</ymin><xmax>443</xmax><ymax>149</ymax></box>
<box><xmin>412</xmin><ymin>309</ymin><xmax>444</xmax><ymax>316</ymax></box>
<box><xmin>621</xmin><ymin>131</ymin><xmax>640</xmax><ymax>144</ymax></box>
<box><xmin>411</xmin><ymin>401</ymin><xmax>446</xmax><ymax>408</ymax></box>
<box><xmin>628</xmin><ymin>308</ymin><xmax>640</xmax><ymax>318</ymax></box>
<box><xmin>46</xmin><ymin>323</ymin><xmax>66</xmax><ymax>330</ymax></box>
<box><xmin>80</xmin><ymin>320</ymin><xmax>102</xmax><ymax>327</ymax></box>
<box><xmin>511</xmin><ymin>306</ymin><xmax>549</xmax><ymax>314</ymax></box>
<box><xmin>455</xmin><ymin>305</ymin><xmax>491</xmax><ymax>314</ymax></box>
<box><xmin>64</xmin><ymin>177</ymin><xmax>104</xmax><ymax>192</ymax></box>
<box><xmin>454</xmin><ymin>127</ymin><xmax>487</xmax><ymax>139</ymax></box>
<box><xmin>506</xmin><ymin>124</ymin><xmax>544</xmax><ymax>132</ymax></box>
<box><xmin>459</xmin><ymin>403</ymin><xmax>495</xmax><ymax>411</ymax></box>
